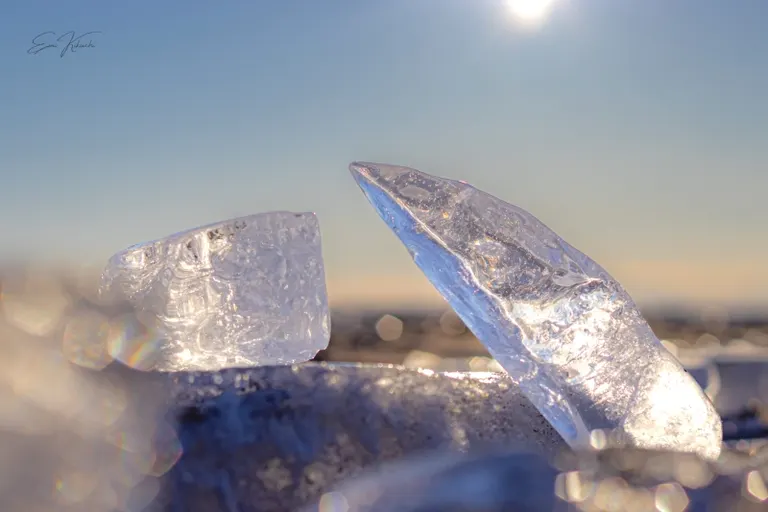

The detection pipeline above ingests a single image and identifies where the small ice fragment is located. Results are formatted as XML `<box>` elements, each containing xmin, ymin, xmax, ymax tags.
<box><xmin>350</xmin><ymin>162</ymin><xmax>721</xmax><ymax>460</ymax></box>
<box><xmin>100</xmin><ymin>212</ymin><xmax>330</xmax><ymax>372</ymax></box>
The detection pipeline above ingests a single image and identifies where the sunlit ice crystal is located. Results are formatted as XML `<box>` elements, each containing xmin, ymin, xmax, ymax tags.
<box><xmin>100</xmin><ymin>212</ymin><xmax>330</xmax><ymax>372</ymax></box>
<box><xmin>350</xmin><ymin>162</ymin><xmax>721</xmax><ymax>460</ymax></box>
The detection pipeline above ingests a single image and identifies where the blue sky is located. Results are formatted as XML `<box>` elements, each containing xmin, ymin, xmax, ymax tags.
<box><xmin>1</xmin><ymin>0</ymin><xmax>767</xmax><ymax>308</ymax></box>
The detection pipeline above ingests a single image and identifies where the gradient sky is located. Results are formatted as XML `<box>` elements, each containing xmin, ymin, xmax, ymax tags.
<box><xmin>1</xmin><ymin>0</ymin><xmax>767</xmax><ymax>309</ymax></box>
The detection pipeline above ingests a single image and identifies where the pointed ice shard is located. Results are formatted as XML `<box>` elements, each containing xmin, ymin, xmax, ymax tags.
<box><xmin>100</xmin><ymin>212</ymin><xmax>330</xmax><ymax>372</ymax></box>
<box><xmin>350</xmin><ymin>162</ymin><xmax>721</xmax><ymax>459</ymax></box>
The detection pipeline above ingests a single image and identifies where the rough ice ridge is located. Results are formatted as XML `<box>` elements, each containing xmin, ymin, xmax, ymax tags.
<box><xmin>350</xmin><ymin>162</ymin><xmax>721</xmax><ymax>460</ymax></box>
<box><xmin>100</xmin><ymin>212</ymin><xmax>330</xmax><ymax>372</ymax></box>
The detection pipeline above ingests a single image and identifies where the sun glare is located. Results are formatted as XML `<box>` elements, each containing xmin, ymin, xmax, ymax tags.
<box><xmin>506</xmin><ymin>0</ymin><xmax>559</xmax><ymax>26</ymax></box>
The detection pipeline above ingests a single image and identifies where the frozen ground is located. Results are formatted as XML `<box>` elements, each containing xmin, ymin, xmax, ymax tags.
<box><xmin>1</xmin><ymin>267</ymin><xmax>768</xmax><ymax>511</ymax></box>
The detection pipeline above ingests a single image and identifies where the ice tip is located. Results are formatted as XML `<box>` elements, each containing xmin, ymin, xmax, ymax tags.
<box><xmin>349</xmin><ymin>161</ymin><xmax>422</xmax><ymax>187</ymax></box>
<box><xmin>349</xmin><ymin>161</ymin><xmax>377</xmax><ymax>181</ymax></box>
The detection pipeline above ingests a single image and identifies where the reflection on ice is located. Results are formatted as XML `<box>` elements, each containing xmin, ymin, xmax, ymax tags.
<box><xmin>100</xmin><ymin>212</ymin><xmax>330</xmax><ymax>372</ymax></box>
<box><xmin>350</xmin><ymin>162</ymin><xmax>721</xmax><ymax>459</ymax></box>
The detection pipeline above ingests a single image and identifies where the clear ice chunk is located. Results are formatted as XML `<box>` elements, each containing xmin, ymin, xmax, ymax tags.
<box><xmin>100</xmin><ymin>212</ymin><xmax>330</xmax><ymax>372</ymax></box>
<box><xmin>350</xmin><ymin>162</ymin><xmax>721</xmax><ymax>459</ymax></box>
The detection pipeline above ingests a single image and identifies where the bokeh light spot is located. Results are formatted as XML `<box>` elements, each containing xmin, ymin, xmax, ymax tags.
<box><xmin>62</xmin><ymin>310</ymin><xmax>113</xmax><ymax>370</ymax></box>
<box><xmin>107</xmin><ymin>314</ymin><xmax>163</xmax><ymax>371</ymax></box>
<box><xmin>375</xmin><ymin>314</ymin><xmax>404</xmax><ymax>341</ymax></box>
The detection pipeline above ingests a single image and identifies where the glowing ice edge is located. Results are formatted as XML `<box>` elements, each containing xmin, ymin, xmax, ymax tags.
<box><xmin>350</xmin><ymin>161</ymin><xmax>721</xmax><ymax>460</ymax></box>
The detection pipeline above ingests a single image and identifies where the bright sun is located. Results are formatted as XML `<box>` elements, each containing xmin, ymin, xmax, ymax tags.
<box><xmin>506</xmin><ymin>0</ymin><xmax>559</xmax><ymax>25</ymax></box>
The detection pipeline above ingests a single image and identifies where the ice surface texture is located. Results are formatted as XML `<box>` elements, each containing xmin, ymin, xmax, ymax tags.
<box><xmin>350</xmin><ymin>162</ymin><xmax>721</xmax><ymax>460</ymax></box>
<box><xmin>100</xmin><ymin>212</ymin><xmax>330</xmax><ymax>372</ymax></box>
<box><xmin>163</xmin><ymin>363</ymin><xmax>563</xmax><ymax>511</ymax></box>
